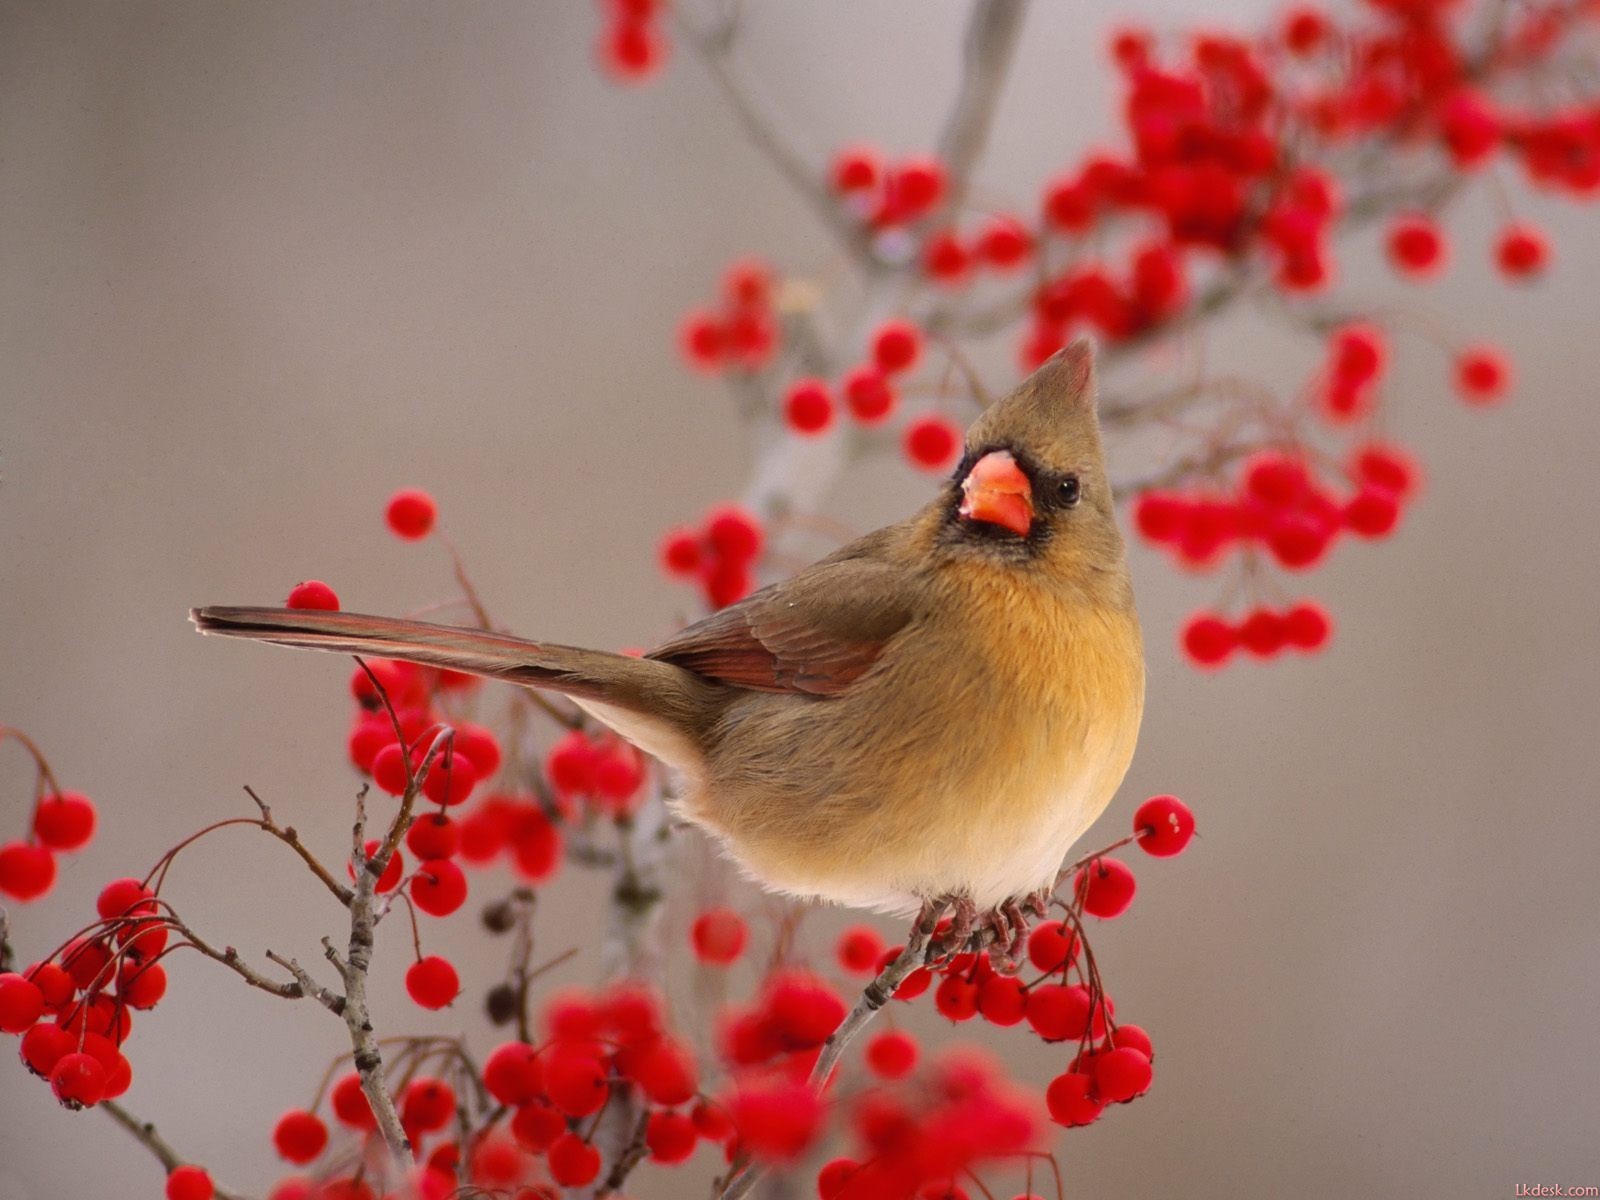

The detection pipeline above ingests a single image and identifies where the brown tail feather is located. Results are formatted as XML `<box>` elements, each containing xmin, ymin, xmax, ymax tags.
<box><xmin>190</xmin><ymin>606</ymin><xmax>717</xmax><ymax>734</ymax></box>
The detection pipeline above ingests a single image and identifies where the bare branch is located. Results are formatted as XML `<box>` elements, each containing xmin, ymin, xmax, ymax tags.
<box><xmin>934</xmin><ymin>0</ymin><xmax>1029</xmax><ymax>217</ymax></box>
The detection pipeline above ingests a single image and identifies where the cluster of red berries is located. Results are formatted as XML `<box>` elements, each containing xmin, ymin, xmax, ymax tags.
<box><xmin>658</xmin><ymin>503</ymin><xmax>765</xmax><ymax>609</ymax></box>
<box><xmin>679</xmin><ymin>260</ymin><xmax>781</xmax><ymax>376</ymax></box>
<box><xmin>594</xmin><ymin>0</ymin><xmax>667</xmax><ymax>84</ymax></box>
<box><xmin>1</xmin><ymin>794</ymin><xmax>95</xmax><ymax>905</ymax></box>
<box><xmin>1181</xmin><ymin>602</ymin><xmax>1333</xmax><ymax>668</ymax></box>
<box><xmin>828</xmin><ymin>147</ymin><xmax>949</xmax><ymax>229</ymax></box>
<box><xmin>1137</xmin><ymin>444</ymin><xmax>1420</xmax><ymax>575</ymax></box>
<box><xmin>4</xmin><ymin>877</ymin><xmax>174</xmax><ymax>1113</ymax></box>
<box><xmin>920</xmin><ymin>216</ymin><xmax>1034</xmax><ymax>286</ymax></box>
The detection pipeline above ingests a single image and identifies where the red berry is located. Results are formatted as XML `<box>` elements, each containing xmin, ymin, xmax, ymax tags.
<box><xmin>1134</xmin><ymin>795</ymin><xmax>1195</xmax><ymax>857</ymax></box>
<box><xmin>977</xmin><ymin>974</ymin><xmax>1027</xmax><ymax>1026</ymax></box>
<box><xmin>903</xmin><ymin>415</ymin><xmax>961</xmax><ymax>472</ymax></box>
<box><xmin>1113</xmin><ymin>1023</ymin><xmax>1155</xmax><ymax>1060</ymax></box>
<box><xmin>1074</xmin><ymin>858</ymin><xmax>1136</xmax><ymax>918</ymax></box>
<box><xmin>871</xmin><ymin>320</ymin><xmax>922</xmax><ymax>375</ymax></box>
<box><xmin>660</xmin><ymin>527</ymin><xmax>704</xmax><ymax>577</ymax></box>
<box><xmin>831</xmin><ymin>146</ymin><xmax>880</xmax><ymax>194</ymax></box>
<box><xmin>934</xmin><ymin>972</ymin><xmax>980</xmax><ymax>1022</ymax></box>
<box><xmin>548</xmin><ymin>1132</ymin><xmax>602</xmax><ymax>1187</ymax></box>
<box><xmin>545</xmin><ymin>1048</ymin><xmax>610</xmax><ymax>1117</ymax></box>
<box><xmin>0</xmin><ymin>841</ymin><xmax>56</xmax><ymax>901</ymax></box>
<box><xmin>863</xmin><ymin>1028</ymin><xmax>919</xmax><ymax>1080</ymax></box>
<box><xmin>818</xmin><ymin>1157</ymin><xmax>861</xmax><ymax>1199</ymax></box>
<box><xmin>841</xmin><ymin>365</ymin><xmax>896</xmax><ymax>425</ymax></box>
<box><xmin>32</xmin><ymin>792</ymin><xmax>96</xmax><ymax>852</ymax></box>
<box><xmin>422</xmin><ymin>750</ymin><xmax>478</xmax><ymax>807</ymax></box>
<box><xmin>402</xmin><ymin>1076</ymin><xmax>457</xmax><ymax>1134</ymax></box>
<box><xmin>1025</xmin><ymin>983</ymin><xmax>1093</xmax><ymax>1042</ymax></box>
<box><xmin>598</xmin><ymin>17</ymin><xmax>668</xmax><ymax>82</ymax></box>
<box><xmin>330</xmin><ymin>1072</ymin><xmax>375</xmax><ymax>1130</ymax></box>
<box><xmin>1026</xmin><ymin>920</ymin><xmax>1080</xmax><ymax>972</ymax></box>
<box><xmin>406</xmin><ymin>956</ymin><xmax>460</xmax><ymax>1010</ymax></box>
<box><xmin>385</xmin><ymin>489</ymin><xmax>437</xmax><ymax>539</ymax></box>
<box><xmin>923</xmin><ymin>230</ymin><xmax>971</xmax><ymax>284</ymax></box>
<box><xmin>632</xmin><ymin>1039</ymin><xmax>698</xmax><ymax>1106</ymax></box>
<box><xmin>1281</xmin><ymin>5</ymin><xmax>1328</xmax><ymax>54</ymax></box>
<box><xmin>1344</xmin><ymin>487</ymin><xmax>1402</xmax><ymax>538</ymax></box>
<box><xmin>273</xmin><ymin>1109</ymin><xmax>329</xmax><ymax>1164</ymax></box>
<box><xmin>483</xmin><ymin>1041</ymin><xmax>544</xmax><ymax>1106</ymax></box>
<box><xmin>371</xmin><ymin>743</ymin><xmax>411</xmax><ymax>796</ymax></box>
<box><xmin>511</xmin><ymin>1101</ymin><xmax>565</xmax><ymax>1151</ymax></box>
<box><xmin>26</xmin><ymin>962</ymin><xmax>74</xmax><ymax>1010</ymax></box>
<box><xmin>1134</xmin><ymin>492</ymin><xmax>1188</xmax><ymax>542</ymax></box>
<box><xmin>679</xmin><ymin>309</ymin><xmax>726</xmax><ymax>371</ymax></box>
<box><xmin>1238</xmin><ymin>607</ymin><xmax>1288</xmax><ymax>657</ymax></box>
<box><xmin>119</xmin><ymin>960</ymin><xmax>167</xmax><ymax>1009</ymax></box>
<box><xmin>974</xmin><ymin>216</ymin><xmax>1031</xmax><ymax>269</ymax></box>
<box><xmin>1455</xmin><ymin>346</ymin><xmax>1510</xmax><ymax>404</ymax></box>
<box><xmin>1350</xmin><ymin>442</ymin><xmax>1420</xmax><ymax>499</ymax></box>
<box><xmin>1045</xmin><ymin>1071</ymin><xmax>1104</xmax><ymax>1127</ymax></box>
<box><xmin>723</xmin><ymin>259</ymin><xmax>772</xmax><ymax>309</ymax></box>
<box><xmin>1283</xmin><ymin>601</ymin><xmax>1333</xmax><ymax>651</ymax></box>
<box><xmin>691</xmin><ymin>907</ymin><xmax>748</xmax><ymax>966</ymax></box>
<box><xmin>286</xmin><ymin>580</ymin><xmax>339</xmax><ymax>611</ymax></box>
<box><xmin>51</xmin><ymin>1051</ymin><xmax>107</xmax><ymax>1108</ymax></box>
<box><xmin>704</xmin><ymin>505</ymin><xmax>765</xmax><ymax>564</ymax></box>
<box><xmin>1387</xmin><ymin>214</ymin><xmax>1446</xmax><ymax>276</ymax></box>
<box><xmin>453</xmin><ymin>723</ymin><xmax>502</xmax><ymax>778</ymax></box>
<box><xmin>1331</xmin><ymin>324</ymin><xmax>1385</xmax><ymax>385</ymax></box>
<box><xmin>410</xmin><ymin>858</ymin><xmax>467</xmax><ymax>916</ymax></box>
<box><xmin>835</xmin><ymin>925</ymin><xmax>886</xmax><ymax>974</ymax></box>
<box><xmin>784</xmin><ymin>378</ymin><xmax>835</xmax><ymax>435</ymax></box>
<box><xmin>406</xmin><ymin>813</ymin><xmax>459</xmax><ymax>860</ymax></box>
<box><xmin>1093</xmin><ymin>1046</ymin><xmax>1153</xmax><ymax>1101</ymax></box>
<box><xmin>1495</xmin><ymin>223</ymin><xmax>1548</xmax><ymax>278</ymax></box>
<box><xmin>646</xmin><ymin>1109</ymin><xmax>698</xmax><ymax>1164</ymax></box>
<box><xmin>727</xmin><ymin>1079</ymin><xmax>824</xmax><ymax>1163</ymax></box>
<box><xmin>166</xmin><ymin>1165</ymin><xmax>215</xmax><ymax>1200</ymax></box>
<box><xmin>886</xmin><ymin>156</ymin><xmax>946</xmax><ymax>221</ymax></box>
<box><xmin>1267</xmin><ymin>515</ymin><xmax>1330</xmax><ymax>569</ymax></box>
<box><xmin>1181</xmin><ymin>613</ymin><xmax>1236</xmax><ymax>667</ymax></box>
<box><xmin>20</xmin><ymin>1023</ymin><xmax>74</xmax><ymax>1077</ymax></box>
<box><xmin>0</xmin><ymin>972</ymin><xmax>44</xmax><ymax>1032</ymax></box>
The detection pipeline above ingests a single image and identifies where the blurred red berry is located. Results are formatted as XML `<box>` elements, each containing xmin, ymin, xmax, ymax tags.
<box><xmin>871</xmin><ymin>320</ymin><xmax>921</xmax><ymax>375</ymax></box>
<box><xmin>0</xmin><ymin>842</ymin><xmax>56</xmax><ymax>901</ymax></box>
<box><xmin>548</xmin><ymin>1132</ymin><xmax>602</xmax><ymax>1186</ymax></box>
<box><xmin>273</xmin><ymin>1109</ymin><xmax>329</xmax><ymax>1164</ymax></box>
<box><xmin>32</xmin><ymin>792</ymin><xmax>96</xmax><ymax>852</ymax></box>
<box><xmin>903</xmin><ymin>415</ymin><xmax>961</xmax><ymax>472</ymax></box>
<box><xmin>680</xmin><ymin>310</ymin><xmax>725</xmax><ymax>371</ymax></box>
<box><xmin>842</xmin><ymin>364</ymin><xmax>897</xmax><ymax>425</ymax></box>
<box><xmin>784</xmin><ymin>378</ymin><xmax>835</xmax><ymax>435</ymax></box>
<box><xmin>864</xmin><ymin>1028</ymin><xmax>919</xmax><ymax>1079</ymax></box>
<box><xmin>1387</xmin><ymin>214</ymin><xmax>1447</xmax><ymax>276</ymax></box>
<box><xmin>1181</xmin><ymin>613</ymin><xmax>1236</xmax><ymax>667</ymax></box>
<box><xmin>692</xmin><ymin>907</ymin><xmax>748</xmax><ymax>965</ymax></box>
<box><xmin>974</xmin><ymin>215</ymin><xmax>1031</xmax><ymax>269</ymax></box>
<box><xmin>660</xmin><ymin>528</ymin><xmax>704</xmax><ymax>577</ymax></box>
<box><xmin>1495</xmin><ymin>223</ymin><xmax>1548</xmax><ymax>277</ymax></box>
<box><xmin>1455</xmin><ymin>346</ymin><xmax>1510</xmax><ymax>404</ymax></box>
<box><xmin>385</xmin><ymin>489</ymin><xmax>437</xmax><ymax>540</ymax></box>
<box><xmin>1284</xmin><ymin>601</ymin><xmax>1333</xmax><ymax>651</ymax></box>
<box><xmin>835</xmin><ymin>925</ymin><xmax>885</xmax><ymax>974</ymax></box>
<box><xmin>1345</xmin><ymin>487</ymin><xmax>1402</xmax><ymax>537</ymax></box>
<box><xmin>286</xmin><ymin>580</ymin><xmax>339</xmax><ymax>611</ymax></box>
<box><xmin>831</xmin><ymin>145</ymin><xmax>880</xmax><ymax>194</ymax></box>
<box><xmin>1239</xmin><ymin>607</ymin><xmax>1288</xmax><ymax>657</ymax></box>
<box><xmin>705</xmin><ymin>505</ymin><xmax>765</xmax><ymax>564</ymax></box>
<box><xmin>166</xmin><ymin>1166</ymin><xmax>215</xmax><ymax>1200</ymax></box>
<box><xmin>598</xmin><ymin>17</ymin><xmax>667</xmax><ymax>82</ymax></box>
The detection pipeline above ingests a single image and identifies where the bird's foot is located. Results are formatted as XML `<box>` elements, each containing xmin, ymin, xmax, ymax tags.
<box><xmin>923</xmin><ymin>893</ymin><xmax>978</xmax><ymax>965</ymax></box>
<box><xmin>981</xmin><ymin>899</ymin><xmax>1032</xmax><ymax>968</ymax></box>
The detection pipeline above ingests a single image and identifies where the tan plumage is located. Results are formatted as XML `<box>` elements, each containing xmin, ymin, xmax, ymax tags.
<box><xmin>193</xmin><ymin>339</ymin><xmax>1144</xmax><ymax>917</ymax></box>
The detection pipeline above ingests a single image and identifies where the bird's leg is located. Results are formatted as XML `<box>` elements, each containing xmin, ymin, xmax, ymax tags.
<box><xmin>924</xmin><ymin>893</ymin><xmax>977</xmax><ymax>965</ymax></box>
<box><xmin>1023</xmin><ymin>888</ymin><xmax>1051</xmax><ymax>920</ymax></box>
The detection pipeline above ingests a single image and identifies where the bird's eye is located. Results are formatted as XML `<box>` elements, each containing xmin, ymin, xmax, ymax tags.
<box><xmin>1058</xmin><ymin>475</ymin><xmax>1081</xmax><ymax>507</ymax></box>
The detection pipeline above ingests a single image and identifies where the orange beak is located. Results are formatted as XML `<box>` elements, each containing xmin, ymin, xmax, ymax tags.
<box><xmin>959</xmin><ymin>450</ymin><xmax>1034</xmax><ymax>537</ymax></box>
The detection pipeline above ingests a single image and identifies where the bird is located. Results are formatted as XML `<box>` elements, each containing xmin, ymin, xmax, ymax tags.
<box><xmin>192</xmin><ymin>338</ymin><xmax>1145</xmax><ymax>946</ymax></box>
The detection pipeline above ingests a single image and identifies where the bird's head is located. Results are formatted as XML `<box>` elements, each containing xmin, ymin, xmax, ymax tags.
<box><xmin>934</xmin><ymin>338</ymin><xmax>1130</xmax><ymax>594</ymax></box>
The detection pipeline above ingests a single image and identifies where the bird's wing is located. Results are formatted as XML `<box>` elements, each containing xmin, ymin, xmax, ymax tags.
<box><xmin>646</xmin><ymin>553</ymin><xmax>919</xmax><ymax>697</ymax></box>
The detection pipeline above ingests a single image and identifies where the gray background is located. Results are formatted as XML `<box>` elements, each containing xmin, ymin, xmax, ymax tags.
<box><xmin>3</xmin><ymin>3</ymin><xmax>1597</xmax><ymax>1198</ymax></box>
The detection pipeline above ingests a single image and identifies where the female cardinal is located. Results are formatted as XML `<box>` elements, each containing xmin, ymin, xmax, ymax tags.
<box><xmin>194</xmin><ymin>339</ymin><xmax>1144</xmax><ymax>941</ymax></box>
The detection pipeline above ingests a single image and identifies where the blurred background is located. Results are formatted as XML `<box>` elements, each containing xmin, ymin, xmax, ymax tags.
<box><xmin>4</xmin><ymin>2</ymin><xmax>1599</xmax><ymax>1197</ymax></box>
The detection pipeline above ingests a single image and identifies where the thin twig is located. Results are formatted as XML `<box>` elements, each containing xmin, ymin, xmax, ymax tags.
<box><xmin>102</xmin><ymin>1100</ymin><xmax>248</xmax><ymax>1200</ymax></box>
